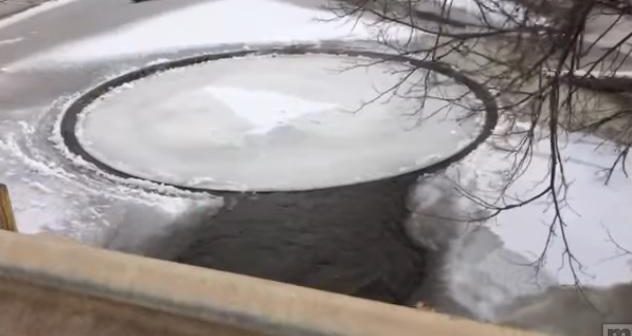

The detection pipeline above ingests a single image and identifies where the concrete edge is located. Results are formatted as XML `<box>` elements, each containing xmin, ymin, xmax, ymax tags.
<box><xmin>0</xmin><ymin>230</ymin><xmax>541</xmax><ymax>336</ymax></box>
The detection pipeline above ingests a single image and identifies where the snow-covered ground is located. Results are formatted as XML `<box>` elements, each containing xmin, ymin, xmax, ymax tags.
<box><xmin>408</xmin><ymin>131</ymin><xmax>632</xmax><ymax>321</ymax></box>
<box><xmin>6</xmin><ymin>0</ymin><xmax>413</xmax><ymax>68</ymax></box>
<box><xmin>1</xmin><ymin>0</ymin><xmax>631</xmax><ymax>324</ymax></box>
<box><xmin>490</xmin><ymin>134</ymin><xmax>632</xmax><ymax>287</ymax></box>
<box><xmin>0</xmin><ymin>0</ymin><xmax>80</xmax><ymax>29</ymax></box>
<box><xmin>0</xmin><ymin>112</ymin><xmax>223</xmax><ymax>258</ymax></box>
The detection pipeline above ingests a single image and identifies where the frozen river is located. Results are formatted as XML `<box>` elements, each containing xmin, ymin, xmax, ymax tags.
<box><xmin>1</xmin><ymin>0</ymin><xmax>632</xmax><ymax>327</ymax></box>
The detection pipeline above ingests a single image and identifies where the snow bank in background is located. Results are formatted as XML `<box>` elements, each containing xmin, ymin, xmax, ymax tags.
<box><xmin>409</xmin><ymin>132</ymin><xmax>632</xmax><ymax>296</ymax></box>
<box><xmin>409</xmin><ymin>0</ymin><xmax>537</xmax><ymax>28</ymax></box>
<box><xmin>12</xmin><ymin>0</ymin><xmax>413</xmax><ymax>67</ymax></box>
<box><xmin>490</xmin><ymin>135</ymin><xmax>632</xmax><ymax>286</ymax></box>
<box><xmin>447</xmin><ymin>0</ymin><xmax>524</xmax><ymax>20</ymax></box>
<box><xmin>0</xmin><ymin>37</ymin><xmax>23</xmax><ymax>46</ymax></box>
<box><xmin>77</xmin><ymin>53</ymin><xmax>481</xmax><ymax>191</ymax></box>
<box><xmin>0</xmin><ymin>0</ymin><xmax>80</xmax><ymax>29</ymax></box>
<box><xmin>408</xmin><ymin>132</ymin><xmax>632</xmax><ymax>320</ymax></box>
<box><xmin>408</xmin><ymin>174</ymin><xmax>556</xmax><ymax>321</ymax></box>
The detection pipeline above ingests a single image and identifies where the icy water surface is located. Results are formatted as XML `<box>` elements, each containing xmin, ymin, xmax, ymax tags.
<box><xmin>77</xmin><ymin>54</ymin><xmax>481</xmax><ymax>191</ymax></box>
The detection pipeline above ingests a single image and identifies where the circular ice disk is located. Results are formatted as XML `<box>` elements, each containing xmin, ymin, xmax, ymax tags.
<box><xmin>76</xmin><ymin>54</ymin><xmax>483</xmax><ymax>191</ymax></box>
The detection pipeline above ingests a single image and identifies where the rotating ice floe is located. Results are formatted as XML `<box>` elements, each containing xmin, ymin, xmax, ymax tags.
<box><xmin>59</xmin><ymin>44</ymin><xmax>498</xmax><ymax>304</ymax></box>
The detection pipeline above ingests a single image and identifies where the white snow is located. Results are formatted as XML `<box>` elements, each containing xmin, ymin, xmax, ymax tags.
<box><xmin>413</xmin><ymin>0</ymin><xmax>538</xmax><ymax>28</ymax></box>
<box><xmin>10</xmin><ymin>0</ymin><xmax>416</xmax><ymax>68</ymax></box>
<box><xmin>0</xmin><ymin>0</ymin><xmax>80</xmax><ymax>29</ymax></box>
<box><xmin>77</xmin><ymin>54</ymin><xmax>481</xmax><ymax>191</ymax></box>
<box><xmin>489</xmin><ymin>135</ymin><xmax>632</xmax><ymax>286</ymax></box>
<box><xmin>0</xmin><ymin>115</ymin><xmax>223</xmax><ymax>259</ymax></box>
<box><xmin>547</xmin><ymin>69</ymin><xmax>632</xmax><ymax>78</ymax></box>
<box><xmin>0</xmin><ymin>37</ymin><xmax>23</xmax><ymax>46</ymax></box>
<box><xmin>407</xmin><ymin>130</ymin><xmax>632</xmax><ymax>320</ymax></box>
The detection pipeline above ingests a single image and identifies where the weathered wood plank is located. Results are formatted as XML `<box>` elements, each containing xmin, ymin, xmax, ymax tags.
<box><xmin>0</xmin><ymin>184</ymin><xmax>17</xmax><ymax>232</ymax></box>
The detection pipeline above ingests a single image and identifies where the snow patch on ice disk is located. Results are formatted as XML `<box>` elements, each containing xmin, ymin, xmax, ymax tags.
<box><xmin>204</xmin><ymin>86</ymin><xmax>340</xmax><ymax>135</ymax></box>
<box><xmin>75</xmin><ymin>54</ymin><xmax>482</xmax><ymax>191</ymax></box>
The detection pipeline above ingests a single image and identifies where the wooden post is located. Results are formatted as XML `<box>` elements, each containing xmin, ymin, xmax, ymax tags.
<box><xmin>0</xmin><ymin>184</ymin><xmax>17</xmax><ymax>232</ymax></box>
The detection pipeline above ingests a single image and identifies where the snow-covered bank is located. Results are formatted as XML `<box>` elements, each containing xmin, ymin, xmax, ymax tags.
<box><xmin>9</xmin><ymin>0</ymin><xmax>417</xmax><ymax>68</ymax></box>
<box><xmin>0</xmin><ymin>109</ymin><xmax>222</xmax><ymax>259</ymax></box>
<box><xmin>407</xmin><ymin>130</ymin><xmax>632</xmax><ymax>321</ymax></box>
<box><xmin>0</xmin><ymin>37</ymin><xmax>23</xmax><ymax>46</ymax></box>
<box><xmin>408</xmin><ymin>173</ymin><xmax>556</xmax><ymax>321</ymax></box>
<box><xmin>489</xmin><ymin>134</ymin><xmax>632</xmax><ymax>286</ymax></box>
<box><xmin>0</xmin><ymin>0</ymin><xmax>79</xmax><ymax>29</ymax></box>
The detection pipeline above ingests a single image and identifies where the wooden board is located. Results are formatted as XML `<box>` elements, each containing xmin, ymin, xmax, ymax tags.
<box><xmin>0</xmin><ymin>184</ymin><xmax>17</xmax><ymax>232</ymax></box>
